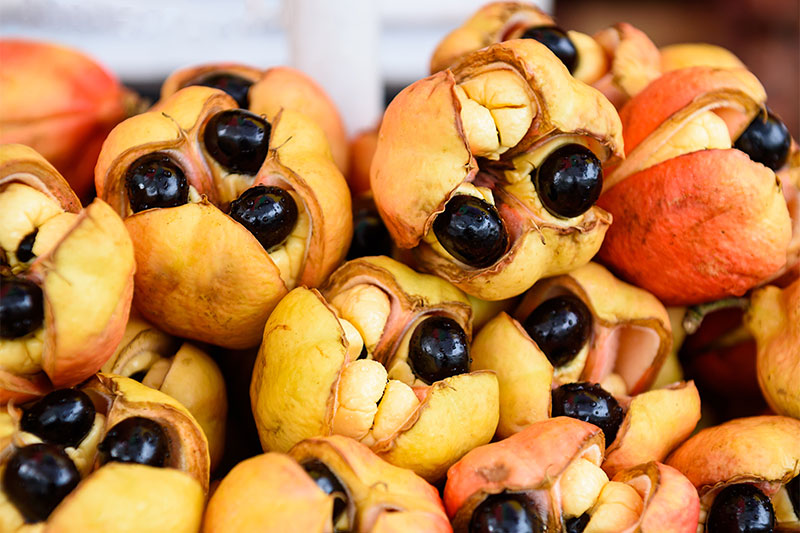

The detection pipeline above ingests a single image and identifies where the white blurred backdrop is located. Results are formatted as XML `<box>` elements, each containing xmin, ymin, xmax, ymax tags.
<box><xmin>0</xmin><ymin>0</ymin><xmax>552</xmax><ymax>134</ymax></box>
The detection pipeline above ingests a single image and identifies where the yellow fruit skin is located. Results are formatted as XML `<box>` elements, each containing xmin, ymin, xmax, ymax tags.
<box><xmin>746</xmin><ymin>280</ymin><xmax>800</xmax><ymax>419</ymax></box>
<box><xmin>46</xmin><ymin>464</ymin><xmax>204</xmax><ymax>533</ymax></box>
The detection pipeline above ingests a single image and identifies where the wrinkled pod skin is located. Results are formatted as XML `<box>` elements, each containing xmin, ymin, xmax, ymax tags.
<box><xmin>251</xmin><ymin>256</ymin><xmax>499</xmax><ymax>482</ymax></box>
<box><xmin>598</xmin><ymin>66</ymin><xmax>792</xmax><ymax>305</ymax></box>
<box><xmin>0</xmin><ymin>374</ymin><xmax>209</xmax><ymax>531</ymax></box>
<box><xmin>95</xmin><ymin>86</ymin><xmax>352</xmax><ymax>349</ymax></box>
<box><xmin>745</xmin><ymin>279</ymin><xmax>800</xmax><ymax>420</ymax></box>
<box><xmin>204</xmin><ymin>435</ymin><xmax>452</xmax><ymax>533</ymax></box>
<box><xmin>445</xmin><ymin>417</ymin><xmax>699</xmax><ymax>533</ymax></box>
<box><xmin>429</xmin><ymin>2</ymin><xmax>662</xmax><ymax>108</ymax></box>
<box><xmin>471</xmin><ymin>262</ymin><xmax>700</xmax><ymax>476</ymax></box>
<box><xmin>0</xmin><ymin>144</ymin><xmax>135</xmax><ymax>404</ymax></box>
<box><xmin>371</xmin><ymin>39</ymin><xmax>622</xmax><ymax>301</ymax></box>
<box><xmin>102</xmin><ymin>312</ymin><xmax>228</xmax><ymax>470</ymax></box>
<box><xmin>0</xmin><ymin>39</ymin><xmax>133</xmax><ymax>201</ymax></box>
<box><xmin>667</xmin><ymin>416</ymin><xmax>800</xmax><ymax>531</ymax></box>
<box><xmin>161</xmin><ymin>63</ymin><xmax>349</xmax><ymax>174</ymax></box>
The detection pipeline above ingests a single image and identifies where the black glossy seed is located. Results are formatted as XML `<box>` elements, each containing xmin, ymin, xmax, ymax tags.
<box><xmin>734</xmin><ymin>109</ymin><xmax>791</xmax><ymax>170</ymax></box>
<box><xmin>97</xmin><ymin>417</ymin><xmax>170</xmax><ymax>467</ymax></box>
<box><xmin>228</xmin><ymin>185</ymin><xmax>298</xmax><ymax>250</ymax></box>
<box><xmin>534</xmin><ymin>144</ymin><xmax>602</xmax><ymax>219</ymax></box>
<box><xmin>707</xmin><ymin>484</ymin><xmax>775</xmax><ymax>533</ymax></box>
<box><xmin>470</xmin><ymin>492</ymin><xmax>545</xmax><ymax>533</ymax></box>
<box><xmin>2</xmin><ymin>443</ymin><xmax>80</xmax><ymax>523</ymax></box>
<box><xmin>551</xmin><ymin>382</ymin><xmax>624</xmax><ymax>446</ymax></box>
<box><xmin>204</xmin><ymin>110</ymin><xmax>270</xmax><ymax>174</ymax></box>
<box><xmin>788</xmin><ymin>476</ymin><xmax>800</xmax><ymax>519</ymax></box>
<box><xmin>565</xmin><ymin>513</ymin><xmax>591</xmax><ymax>533</ymax></box>
<box><xmin>432</xmin><ymin>195</ymin><xmax>508</xmax><ymax>268</ymax></box>
<box><xmin>408</xmin><ymin>316</ymin><xmax>470</xmax><ymax>385</ymax></box>
<box><xmin>0</xmin><ymin>277</ymin><xmax>44</xmax><ymax>339</ymax></box>
<box><xmin>347</xmin><ymin>207</ymin><xmax>393</xmax><ymax>260</ymax></box>
<box><xmin>191</xmin><ymin>72</ymin><xmax>253</xmax><ymax>109</ymax></box>
<box><xmin>125</xmin><ymin>152</ymin><xmax>189</xmax><ymax>213</ymax></box>
<box><xmin>302</xmin><ymin>459</ymin><xmax>348</xmax><ymax>525</ymax></box>
<box><xmin>16</xmin><ymin>230</ymin><xmax>38</xmax><ymax>263</ymax></box>
<box><xmin>519</xmin><ymin>26</ymin><xmax>578</xmax><ymax>73</ymax></box>
<box><xmin>21</xmin><ymin>389</ymin><xmax>96</xmax><ymax>448</ymax></box>
<box><xmin>523</xmin><ymin>295</ymin><xmax>592</xmax><ymax>367</ymax></box>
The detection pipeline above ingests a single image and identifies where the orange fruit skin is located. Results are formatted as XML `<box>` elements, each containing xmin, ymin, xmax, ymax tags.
<box><xmin>598</xmin><ymin>149</ymin><xmax>790</xmax><ymax>305</ymax></box>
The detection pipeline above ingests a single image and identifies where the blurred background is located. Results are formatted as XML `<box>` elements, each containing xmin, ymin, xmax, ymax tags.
<box><xmin>1</xmin><ymin>0</ymin><xmax>798</xmax><ymax>136</ymax></box>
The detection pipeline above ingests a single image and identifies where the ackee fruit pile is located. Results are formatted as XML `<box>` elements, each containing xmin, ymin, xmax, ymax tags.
<box><xmin>1</xmin><ymin>3</ymin><xmax>798</xmax><ymax>532</ymax></box>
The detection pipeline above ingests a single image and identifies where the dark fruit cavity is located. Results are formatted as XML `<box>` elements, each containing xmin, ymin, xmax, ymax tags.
<box><xmin>16</xmin><ymin>229</ymin><xmax>38</xmax><ymax>263</ymax></box>
<box><xmin>302</xmin><ymin>459</ymin><xmax>348</xmax><ymax>525</ymax></box>
<box><xmin>565</xmin><ymin>513</ymin><xmax>591</xmax><ymax>533</ymax></box>
<box><xmin>347</xmin><ymin>206</ymin><xmax>393</xmax><ymax>260</ymax></box>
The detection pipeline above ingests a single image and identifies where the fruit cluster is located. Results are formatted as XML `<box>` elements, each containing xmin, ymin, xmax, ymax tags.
<box><xmin>0</xmin><ymin>2</ymin><xmax>798</xmax><ymax>532</ymax></box>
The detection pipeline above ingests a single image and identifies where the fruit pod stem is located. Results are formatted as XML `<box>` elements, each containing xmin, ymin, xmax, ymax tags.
<box><xmin>682</xmin><ymin>297</ymin><xmax>749</xmax><ymax>334</ymax></box>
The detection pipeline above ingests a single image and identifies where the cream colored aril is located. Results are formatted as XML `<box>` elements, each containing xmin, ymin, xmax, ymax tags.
<box><xmin>639</xmin><ymin>111</ymin><xmax>731</xmax><ymax>172</ymax></box>
<box><xmin>455</xmin><ymin>69</ymin><xmax>534</xmax><ymax>160</ymax></box>
<box><xmin>0</xmin><ymin>183</ymin><xmax>77</xmax><ymax>375</ymax></box>
<box><xmin>329</xmin><ymin>284</ymin><xmax>391</xmax><ymax>353</ymax></box>
<box><xmin>263</xmin><ymin>189</ymin><xmax>310</xmax><ymax>289</ymax></box>
<box><xmin>559</xmin><ymin>457</ymin><xmax>609</xmax><ymax>519</ymax></box>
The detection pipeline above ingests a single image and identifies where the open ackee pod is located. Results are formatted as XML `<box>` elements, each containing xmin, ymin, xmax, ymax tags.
<box><xmin>470</xmin><ymin>263</ymin><xmax>699</xmax><ymax>474</ymax></box>
<box><xmin>102</xmin><ymin>312</ymin><xmax>227</xmax><ymax>471</ymax></box>
<box><xmin>0</xmin><ymin>375</ymin><xmax>210</xmax><ymax>531</ymax></box>
<box><xmin>654</xmin><ymin>45</ymin><xmax>800</xmax><ymax>283</ymax></box>
<box><xmin>372</xmin><ymin>39</ymin><xmax>622</xmax><ymax>301</ymax></box>
<box><xmin>745</xmin><ymin>279</ymin><xmax>800</xmax><ymax>420</ymax></box>
<box><xmin>444</xmin><ymin>417</ymin><xmax>699</xmax><ymax>532</ymax></box>
<box><xmin>321</xmin><ymin>256</ymin><xmax>473</xmax><ymax>367</ymax></box>
<box><xmin>81</xmin><ymin>374</ymin><xmax>210</xmax><ymax>493</ymax></box>
<box><xmin>0</xmin><ymin>144</ymin><xmax>134</xmax><ymax>404</ymax></box>
<box><xmin>95</xmin><ymin>86</ymin><xmax>351</xmax><ymax>348</ymax></box>
<box><xmin>598</xmin><ymin>66</ymin><xmax>792</xmax><ymax>305</ymax></box>
<box><xmin>204</xmin><ymin>436</ymin><xmax>451</xmax><ymax>533</ymax></box>
<box><xmin>430</xmin><ymin>2</ymin><xmax>661</xmax><ymax>108</ymax></box>
<box><xmin>251</xmin><ymin>262</ymin><xmax>499</xmax><ymax>482</ymax></box>
<box><xmin>0</xmin><ymin>460</ymin><xmax>204</xmax><ymax>533</ymax></box>
<box><xmin>161</xmin><ymin>63</ymin><xmax>348</xmax><ymax>173</ymax></box>
<box><xmin>667</xmin><ymin>416</ymin><xmax>800</xmax><ymax>531</ymax></box>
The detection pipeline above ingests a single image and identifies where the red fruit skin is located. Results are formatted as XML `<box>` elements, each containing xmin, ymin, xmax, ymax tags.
<box><xmin>598</xmin><ymin>149</ymin><xmax>790</xmax><ymax>305</ymax></box>
<box><xmin>0</xmin><ymin>39</ymin><xmax>127</xmax><ymax>200</ymax></box>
